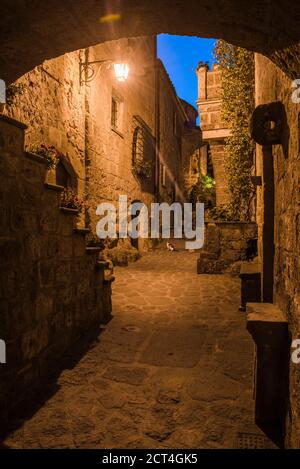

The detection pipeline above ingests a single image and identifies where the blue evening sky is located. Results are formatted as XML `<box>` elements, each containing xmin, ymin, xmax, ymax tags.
<box><xmin>157</xmin><ymin>35</ymin><xmax>216</xmax><ymax>117</ymax></box>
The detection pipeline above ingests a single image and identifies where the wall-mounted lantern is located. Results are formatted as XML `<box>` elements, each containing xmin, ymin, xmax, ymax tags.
<box><xmin>113</xmin><ymin>63</ymin><xmax>129</xmax><ymax>82</ymax></box>
<box><xmin>79</xmin><ymin>58</ymin><xmax>129</xmax><ymax>86</ymax></box>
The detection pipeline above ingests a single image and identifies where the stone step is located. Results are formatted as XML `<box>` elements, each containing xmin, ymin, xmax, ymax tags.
<box><xmin>25</xmin><ymin>151</ymin><xmax>50</xmax><ymax>166</ymax></box>
<box><xmin>85</xmin><ymin>246</ymin><xmax>102</xmax><ymax>254</ymax></box>
<box><xmin>246</xmin><ymin>302</ymin><xmax>287</xmax><ymax>323</ymax></box>
<box><xmin>44</xmin><ymin>182</ymin><xmax>64</xmax><ymax>192</ymax></box>
<box><xmin>60</xmin><ymin>206</ymin><xmax>79</xmax><ymax>215</ymax></box>
<box><xmin>73</xmin><ymin>227</ymin><xmax>91</xmax><ymax>236</ymax></box>
<box><xmin>0</xmin><ymin>114</ymin><xmax>27</xmax><ymax>156</ymax></box>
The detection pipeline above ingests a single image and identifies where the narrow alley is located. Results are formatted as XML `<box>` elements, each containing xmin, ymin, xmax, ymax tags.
<box><xmin>1</xmin><ymin>0</ymin><xmax>299</xmax><ymax>455</ymax></box>
<box><xmin>3</xmin><ymin>250</ymin><xmax>271</xmax><ymax>449</ymax></box>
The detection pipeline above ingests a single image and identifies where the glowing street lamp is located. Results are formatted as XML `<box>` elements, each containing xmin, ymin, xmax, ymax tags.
<box><xmin>114</xmin><ymin>63</ymin><xmax>129</xmax><ymax>82</ymax></box>
<box><xmin>80</xmin><ymin>58</ymin><xmax>129</xmax><ymax>85</ymax></box>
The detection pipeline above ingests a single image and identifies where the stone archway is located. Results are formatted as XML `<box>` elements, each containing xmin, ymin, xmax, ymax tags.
<box><xmin>1</xmin><ymin>0</ymin><xmax>300</xmax><ymax>84</ymax></box>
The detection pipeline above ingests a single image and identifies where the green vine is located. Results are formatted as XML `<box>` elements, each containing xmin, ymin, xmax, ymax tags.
<box><xmin>213</xmin><ymin>40</ymin><xmax>255</xmax><ymax>221</ymax></box>
<box><xmin>189</xmin><ymin>174</ymin><xmax>216</xmax><ymax>209</ymax></box>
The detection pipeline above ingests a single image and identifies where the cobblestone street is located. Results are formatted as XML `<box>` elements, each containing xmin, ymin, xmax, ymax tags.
<box><xmin>3</xmin><ymin>250</ymin><xmax>264</xmax><ymax>449</ymax></box>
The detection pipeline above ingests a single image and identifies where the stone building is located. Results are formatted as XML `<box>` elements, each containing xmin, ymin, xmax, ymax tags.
<box><xmin>196</xmin><ymin>62</ymin><xmax>231</xmax><ymax>205</ymax></box>
<box><xmin>3</xmin><ymin>37</ymin><xmax>196</xmax><ymax>260</ymax></box>
<box><xmin>0</xmin><ymin>35</ymin><xmax>200</xmax><ymax>420</ymax></box>
<box><xmin>180</xmin><ymin>99</ymin><xmax>203</xmax><ymax>199</ymax></box>
<box><xmin>155</xmin><ymin>62</ymin><xmax>201</xmax><ymax>204</ymax></box>
<box><xmin>4</xmin><ymin>37</ymin><xmax>157</xmax><ymax>261</ymax></box>
<box><xmin>253</xmin><ymin>54</ymin><xmax>300</xmax><ymax>446</ymax></box>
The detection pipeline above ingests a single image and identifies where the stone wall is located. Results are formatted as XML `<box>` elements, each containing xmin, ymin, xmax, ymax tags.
<box><xmin>197</xmin><ymin>222</ymin><xmax>258</xmax><ymax>274</ymax></box>
<box><xmin>4</xmin><ymin>37</ymin><xmax>158</xmax><ymax>255</ymax></box>
<box><xmin>4</xmin><ymin>49</ymin><xmax>86</xmax><ymax>199</ymax></box>
<box><xmin>156</xmin><ymin>60</ymin><xmax>188</xmax><ymax>204</ymax></box>
<box><xmin>208</xmin><ymin>142</ymin><xmax>229</xmax><ymax>206</ymax></box>
<box><xmin>254</xmin><ymin>54</ymin><xmax>300</xmax><ymax>447</ymax></box>
<box><xmin>181</xmin><ymin>128</ymin><xmax>202</xmax><ymax>199</ymax></box>
<box><xmin>0</xmin><ymin>115</ymin><xmax>112</xmax><ymax>420</ymax></box>
<box><xmin>4</xmin><ymin>38</ymin><xmax>197</xmax><ymax>256</ymax></box>
<box><xmin>84</xmin><ymin>38</ymin><xmax>157</xmax><ymax>254</ymax></box>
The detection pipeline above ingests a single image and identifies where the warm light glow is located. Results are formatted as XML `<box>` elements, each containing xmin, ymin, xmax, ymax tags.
<box><xmin>99</xmin><ymin>13</ymin><xmax>121</xmax><ymax>24</ymax></box>
<box><xmin>114</xmin><ymin>63</ymin><xmax>129</xmax><ymax>82</ymax></box>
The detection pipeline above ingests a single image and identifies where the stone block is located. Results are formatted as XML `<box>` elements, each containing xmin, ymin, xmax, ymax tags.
<box><xmin>55</xmin><ymin>284</ymin><xmax>73</xmax><ymax>306</ymax></box>
<box><xmin>221</xmin><ymin>248</ymin><xmax>241</xmax><ymax>262</ymax></box>
<box><xmin>38</xmin><ymin>260</ymin><xmax>55</xmax><ymax>286</ymax></box>
<box><xmin>9</xmin><ymin>205</ymin><xmax>25</xmax><ymax>232</ymax></box>
<box><xmin>239</xmin><ymin>262</ymin><xmax>261</xmax><ymax>310</ymax></box>
<box><xmin>204</xmin><ymin>223</ymin><xmax>220</xmax><ymax>253</ymax></box>
<box><xmin>55</xmin><ymin>263</ymin><xmax>71</xmax><ymax>283</ymax></box>
<box><xmin>21</xmin><ymin>321</ymin><xmax>49</xmax><ymax>361</ymax></box>
<box><xmin>40</xmin><ymin>236</ymin><xmax>59</xmax><ymax>259</ymax></box>
<box><xmin>197</xmin><ymin>256</ymin><xmax>228</xmax><ymax>274</ymax></box>
<box><xmin>72</xmin><ymin>236</ymin><xmax>86</xmax><ymax>257</ymax></box>
<box><xmin>246</xmin><ymin>303</ymin><xmax>290</xmax><ymax>444</ymax></box>
<box><xmin>40</xmin><ymin>207</ymin><xmax>59</xmax><ymax>233</ymax></box>
<box><xmin>59</xmin><ymin>215</ymin><xmax>74</xmax><ymax>236</ymax></box>
<box><xmin>58</xmin><ymin>237</ymin><xmax>73</xmax><ymax>259</ymax></box>
<box><xmin>0</xmin><ymin>116</ymin><xmax>26</xmax><ymax>154</ymax></box>
<box><xmin>35</xmin><ymin>291</ymin><xmax>54</xmax><ymax>318</ymax></box>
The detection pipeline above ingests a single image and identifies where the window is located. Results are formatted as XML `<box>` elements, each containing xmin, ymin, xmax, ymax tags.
<box><xmin>111</xmin><ymin>93</ymin><xmax>124</xmax><ymax>135</ymax></box>
<box><xmin>111</xmin><ymin>97</ymin><xmax>119</xmax><ymax>129</ymax></box>
<box><xmin>55</xmin><ymin>159</ymin><xmax>76</xmax><ymax>189</ymax></box>
<box><xmin>131</xmin><ymin>115</ymin><xmax>155</xmax><ymax>180</ymax></box>
<box><xmin>56</xmin><ymin>160</ymin><xmax>71</xmax><ymax>188</ymax></box>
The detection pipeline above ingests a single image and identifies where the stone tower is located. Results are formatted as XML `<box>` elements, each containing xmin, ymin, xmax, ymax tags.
<box><xmin>196</xmin><ymin>62</ymin><xmax>230</xmax><ymax>205</ymax></box>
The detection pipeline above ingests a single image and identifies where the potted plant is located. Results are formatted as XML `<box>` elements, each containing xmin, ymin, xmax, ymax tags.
<box><xmin>60</xmin><ymin>187</ymin><xmax>85</xmax><ymax>212</ymax></box>
<box><xmin>26</xmin><ymin>143</ymin><xmax>63</xmax><ymax>169</ymax></box>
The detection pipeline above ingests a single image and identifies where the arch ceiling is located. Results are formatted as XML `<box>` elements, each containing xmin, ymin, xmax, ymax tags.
<box><xmin>0</xmin><ymin>0</ymin><xmax>300</xmax><ymax>83</ymax></box>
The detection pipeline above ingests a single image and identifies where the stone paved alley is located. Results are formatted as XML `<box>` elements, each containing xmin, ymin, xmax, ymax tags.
<box><xmin>3</xmin><ymin>250</ymin><xmax>268</xmax><ymax>449</ymax></box>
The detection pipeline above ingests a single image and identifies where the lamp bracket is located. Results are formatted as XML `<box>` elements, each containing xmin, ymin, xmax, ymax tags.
<box><xmin>79</xmin><ymin>59</ymin><xmax>112</xmax><ymax>86</ymax></box>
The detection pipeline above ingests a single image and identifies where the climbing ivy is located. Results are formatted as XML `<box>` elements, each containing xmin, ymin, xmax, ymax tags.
<box><xmin>213</xmin><ymin>40</ymin><xmax>255</xmax><ymax>221</ymax></box>
<box><xmin>189</xmin><ymin>174</ymin><xmax>216</xmax><ymax>210</ymax></box>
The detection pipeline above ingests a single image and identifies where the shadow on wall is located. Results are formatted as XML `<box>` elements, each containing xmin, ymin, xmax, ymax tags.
<box><xmin>0</xmin><ymin>328</ymin><xmax>105</xmax><ymax>442</ymax></box>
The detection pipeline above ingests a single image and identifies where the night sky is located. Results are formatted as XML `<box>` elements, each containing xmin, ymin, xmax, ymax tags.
<box><xmin>157</xmin><ymin>35</ymin><xmax>216</xmax><ymax>118</ymax></box>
